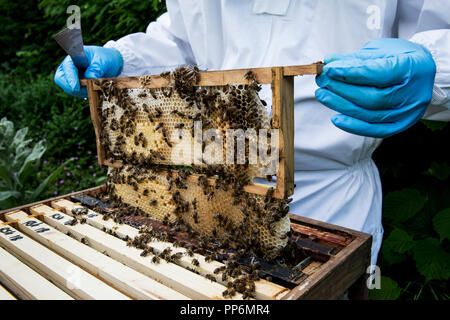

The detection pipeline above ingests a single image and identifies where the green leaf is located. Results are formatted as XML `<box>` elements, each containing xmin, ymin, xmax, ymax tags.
<box><xmin>0</xmin><ymin>117</ymin><xmax>15</xmax><ymax>146</ymax></box>
<box><xmin>421</xmin><ymin>119</ymin><xmax>447</xmax><ymax>131</ymax></box>
<box><xmin>12</xmin><ymin>143</ymin><xmax>32</xmax><ymax>172</ymax></box>
<box><xmin>432</xmin><ymin>208</ymin><xmax>450</xmax><ymax>242</ymax></box>
<box><xmin>425</xmin><ymin>162</ymin><xmax>450</xmax><ymax>181</ymax></box>
<box><xmin>18</xmin><ymin>140</ymin><xmax>46</xmax><ymax>182</ymax></box>
<box><xmin>382</xmin><ymin>245</ymin><xmax>408</xmax><ymax>266</ymax></box>
<box><xmin>0</xmin><ymin>191</ymin><xmax>21</xmax><ymax>201</ymax></box>
<box><xmin>384</xmin><ymin>228</ymin><xmax>416</xmax><ymax>254</ymax></box>
<box><xmin>27</xmin><ymin>158</ymin><xmax>73</xmax><ymax>203</ymax></box>
<box><xmin>384</xmin><ymin>189</ymin><xmax>426</xmax><ymax>223</ymax></box>
<box><xmin>413</xmin><ymin>237</ymin><xmax>450</xmax><ymax>282</ymax></box>
<box><xmin>381</xmin><ymin>228</ymin><xmax>415</xmax><ymax>265</ymax></box>
<box><xmin>11</xmin><ymin>127</ymin><xmax>28</xmax><ymax>149</ymax></box>
<box><xmin>0</xmin><ymin>166</ymin><xmax>12</xmax><ymax>189</ymax></box>
<box><xmin>369</xmin><ymin>276</ymin><xmax>402</xmax><ymax>300</ymax></box>
<box><xmin>95</xmin><ymin>175</ymin><xmax>107</xmax><ymax>185</ymax></box>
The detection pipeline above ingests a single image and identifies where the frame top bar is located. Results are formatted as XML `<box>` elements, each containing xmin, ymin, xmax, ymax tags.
<box><xmin>80</xmin><ymin>63</ymin><xmax>323</xmax><ymax>89</ymax></box>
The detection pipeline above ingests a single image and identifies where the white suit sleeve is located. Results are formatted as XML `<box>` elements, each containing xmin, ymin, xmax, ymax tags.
<box><xmin>397</xmin><ymin>0</ymin><xmax>450</xmax><ymax>121</ymax></box>
<box><xmin>103</xmin><ymin>3</ymin><xmax>195</xmax><ymax>77</ymax></box>
<box><xmin>410</xmin><ymin>29</ymin><xmax>450</xmax><ymax>121</ymax></box>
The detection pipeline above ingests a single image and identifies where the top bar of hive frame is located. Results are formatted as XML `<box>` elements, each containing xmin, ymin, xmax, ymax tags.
<box><xmin>80</xmin><ymin>63</ymin><xmax>323</xmax><ymax>89</ymax></box>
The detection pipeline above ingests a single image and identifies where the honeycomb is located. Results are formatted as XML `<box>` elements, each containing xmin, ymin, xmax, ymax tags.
<box><xmin>97</xmin><ymin>78</ymin><xmax>275</xmax><ymax>177</ymax></box>
<box><xmin>107</xmin><ymin>165</ymin><xmax>290</xmax><ymax>259</ymax></box>
<box><xmin>97</xmin><ymin>67</ymin><xmax>290</xmax><ymax>259</ymax></box>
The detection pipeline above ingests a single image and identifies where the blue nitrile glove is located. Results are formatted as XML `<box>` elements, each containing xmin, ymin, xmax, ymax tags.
<box><xmin>315</xmin><ymin>38</ymin><xmax>436</xmax><ymax>138</ymax></box>
<box><xmin>54</xmin><ymin>45</ymin><xmax>123</xmax><ymax>98</ymax></box>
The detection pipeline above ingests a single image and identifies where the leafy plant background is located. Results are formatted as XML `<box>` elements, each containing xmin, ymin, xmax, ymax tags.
<box><xmin>371</xmin><ymin>121</ymin><xmax>450</xmax><ymax>300</ymax></box>
<box><xmin>0</xmin><ymin>0</ymin><xmax>448</xmax><ymax>300</ymax></box>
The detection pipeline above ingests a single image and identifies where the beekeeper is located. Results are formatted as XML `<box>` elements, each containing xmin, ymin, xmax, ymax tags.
<box><xmin>54</xmin><ymin>0</ymin><xmax>450</xmax><ymax>266</ymax></box>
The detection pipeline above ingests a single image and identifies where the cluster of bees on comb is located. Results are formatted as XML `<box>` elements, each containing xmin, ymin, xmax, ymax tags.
<box><xmin>93</xmin><ymin>65</ymin><xmax>298</xmax><ymax>298</ymax></box>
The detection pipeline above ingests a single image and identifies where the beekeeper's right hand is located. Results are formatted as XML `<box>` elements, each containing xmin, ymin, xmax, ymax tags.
<box><xmin>54</xmin><ymin>45</ymin><xmax>123</xmax><ymax>98</ymax></box>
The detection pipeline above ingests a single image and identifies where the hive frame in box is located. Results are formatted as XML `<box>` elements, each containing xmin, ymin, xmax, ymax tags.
<box><xmin>0</xmin><ymin>186</ymin><xmax>372</xmax><ymax>300</ymax></box>
<box><xmin>81</xmin><ymin>63</ymin><xmax>323</xmax><ymax>199</ymax></box>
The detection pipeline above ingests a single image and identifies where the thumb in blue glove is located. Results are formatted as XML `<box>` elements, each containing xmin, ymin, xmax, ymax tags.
<box><xmin>315</xmin><ymin>38</ymin><xmax>436</xmax><ymax>138</ymax></box>
<box><xmin>54</xmin><ymin>45</ymin><xmax>123</xmax><ymax>98</ymax></box>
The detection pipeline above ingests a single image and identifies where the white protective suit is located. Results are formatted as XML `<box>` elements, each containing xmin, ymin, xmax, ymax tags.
<box><xmin>104</xmin><ymin>0</ymin><xmax>450</xmax><ymax>265</ymax></box>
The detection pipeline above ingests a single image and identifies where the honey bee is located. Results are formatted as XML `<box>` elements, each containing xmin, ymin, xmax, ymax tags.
<box><xmin>149</xmin><ymin>88</ymin><xmax>158</xmax><ymax>99</ymax></box>
<box><xmin>221</xmin><ymin>273</ymin><xmax>228</xmax><ymax>282</ymax></box>
<box><xmin>193</xmin><ymin>211</ymin><xmax>199</xmax><ymax>224</ymax></box>
<box><xmin>170</xmin><ymin>252</ymin><xmax>183</xmax><ymax>261</ymax></box>
<box><xmin>213</xmin><ymin>267</ymin><xmax>224</xmax><ymax>274</ymax></box>
<box><xmin>205</xmin><ymin>274</ymin><xmax>216</xmax><ymax>282</ymax></box>
<box><xmin>243</xmin><ymin>70</ymin><xmax>255</xmax><ymax>81</ymax></box>
<box><xmin>155</xmin><ymin>122</ymin><xmax>163</xmax><ymax>131</ymax></box>
<box><xmin>142</xmin><ymin>137</ymin><xmax>148</xmax><ymax>148</ymax></box>
<box><xmin>164</xmin><ymin>137</ymin><xmax>173</xmax><ymax>148</ymax></box>
<box><xmin>162</xmin><ymin>87</ymin><xmax>173</xmax><ymax>98</ymax></box>
<box><xmin>140</xmin><ymin>249</ymin><xmax>150</xmax><ymax>257</ymax></box>
<box><xmin>160</xmin><ymin>71</ymin><xmax>171</xmax><ymax>79</ymax></box>
<box><xmin>265</xmin><ymin>187</ymin><xmax>274</xmax><ymax>200</ymax></box>
<box><xmin>191</xmin><ymin>258</ymin><xmax>200</xmax><ymax>266</ymax></box>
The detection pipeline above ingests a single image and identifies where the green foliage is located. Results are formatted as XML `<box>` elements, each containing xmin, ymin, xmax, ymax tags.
<box><xmin>383</xmin><ymin>189</ymin><xmax>427</xmax><ymax>224</ymax></box>
<box><xmin>369</xmin><ymin>276</ymin><xmax>403</xmax><ymax>300</ymax></box>
<box><xmin>0</xmin><ymin>0</ymin><xmax>166</xmax><ymax>75</ymax></box>
<box><xmin>382</xmin><ymin>228</ymin><xmax>416</xmax><ymax>266</ymax></box>
<box><xmin>373</xmin><ymin>120</ymin><xmax>450</xmax><ymax>300</ymax></box>
<box><xmin>0</xmin><ymin>72</ymin><xmax>107</xmax><ymax>202</ymax></box>
<box><xmin>425</xmin><ymin>162</ymin><xmax>450</xmax><ymax>181</ymax></box>
<box><xmin>0</xmin><ymin>73</ymin><xmax>94</xmax><ymax>159</ymax></box>
<box><xmin>433</xmin><ymin>209</ymin><xmax>450</xmax><ymax>242</ymax></box>
<box><xmin>421</xmin><ymin>119</ymin><xmax>448</xmax><ymax>132</ymax></box>
<box><xmin>413</xmin><ymin>238</ymin><xmax>450</xmax><ymax>282</ymax></box>
<box><xmin>0</xmin><ymin>118</ymin><xmax>72</xmax><ymax>209</ymax></box>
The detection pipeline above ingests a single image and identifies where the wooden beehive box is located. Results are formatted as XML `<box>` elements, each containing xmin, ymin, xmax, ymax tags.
<box><xmin>0</xmin><ymin>187</ymin><xmax>371</xmax><ymax>300</ymax></box>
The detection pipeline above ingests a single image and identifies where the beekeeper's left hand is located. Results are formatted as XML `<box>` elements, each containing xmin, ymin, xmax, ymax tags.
<box><xmin>315</xmin><ymin>38</ymin><xmax>436</xmax><ymax>138</ymax></box>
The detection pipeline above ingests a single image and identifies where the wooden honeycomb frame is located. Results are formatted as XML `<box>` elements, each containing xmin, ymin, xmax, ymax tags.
<box><xmin>82</xmin><ymin>63</ymin><xmax>323</xmax><ymax>199</ymax></box>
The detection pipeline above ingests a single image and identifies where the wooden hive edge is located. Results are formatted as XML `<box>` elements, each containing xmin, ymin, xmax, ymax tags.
<box><xmin>0</xmin><ymin>187</ymin><xmax>370</xmax><ymax>300</ymax></box>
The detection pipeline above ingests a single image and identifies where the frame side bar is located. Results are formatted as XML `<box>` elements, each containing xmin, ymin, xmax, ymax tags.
<box><xmin>87</xmin><ymin>79</ymin><xmax>105</xmax><ymax>166</ymax></box>
<box><xmin>271</xmin><ymin>67</ymin><xmax>295</xmax><ymax>198</ymax></box>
